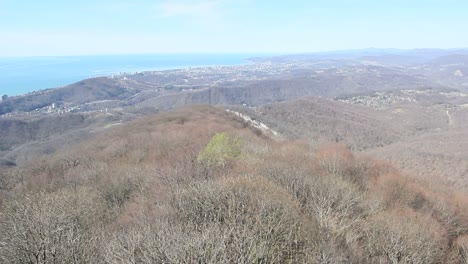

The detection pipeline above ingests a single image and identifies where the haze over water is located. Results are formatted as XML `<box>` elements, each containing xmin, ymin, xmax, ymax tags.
<box><xmin>0</xmin><ymin>54</ymin><xmax>254</xmax><ymax>96</ymax></box>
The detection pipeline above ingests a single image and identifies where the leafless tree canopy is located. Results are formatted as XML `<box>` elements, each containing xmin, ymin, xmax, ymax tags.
<box><xmin>1</xmin><ymin>106</ymin><xmax>467</xmax><ymax>263</ymax></box>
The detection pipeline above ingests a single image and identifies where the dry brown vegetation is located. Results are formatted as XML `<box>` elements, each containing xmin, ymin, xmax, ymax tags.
<box><xmin>231</xmin><ymin>96</ymin><xmax>468</xmax><ymax>193</ymax></box>
<box><xmin>1</xmin><ymin>105</ymin><xmax>468</xmax><ymax>263</ymax></box>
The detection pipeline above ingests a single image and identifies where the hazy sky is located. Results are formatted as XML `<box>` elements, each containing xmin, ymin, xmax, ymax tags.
<box><xmin>1</xmin><ymin>0</ymin><xmax>467</xmax><ymax>56</ymax></box>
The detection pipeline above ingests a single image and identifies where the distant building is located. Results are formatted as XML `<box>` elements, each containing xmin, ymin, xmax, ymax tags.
<box><xmin>1</xmin><ymin>94</ymin><xmax>7</xmax><ymax>101</ymax></box>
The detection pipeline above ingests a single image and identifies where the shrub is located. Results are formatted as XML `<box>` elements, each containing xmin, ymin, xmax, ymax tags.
<box><xmin>197</xmin><ymin>132</ymin><xmax>241</xmax><ymax>168</ymax></box>
<box><xmin>315</xmin><ymin>143</ymin><xmax>354</xmax><ymax>177</ymax></box>
<box><xmin>363</xmin><ymin>209</ymin><xmax>448</xmax><ymax>264</ymax></box>
<box><xmin>374</xmin><ymin>173</ymin><xmax>428</xmax><ymax>210</ymax></box>
<box><xmin>456</xmin><ymin>235</ymin><xmax>468</xmax><ymax>263</ymax></box>
<box><xmin>100</xmin><ymin>173</ymin><xmax>143</xmax><ymax>209</ymax></box>
<box><xmin>0</xmin><ymin>187</ymin><xmax>109</xmax><ymax>263</ymax></box>
<box><xmin>166</xmin><ymin>176</ymin><xmax>307</xmax><ymax>263</ymax></box>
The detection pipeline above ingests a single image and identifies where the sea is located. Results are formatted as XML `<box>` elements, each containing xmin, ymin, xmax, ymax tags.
<box><xmin>0</xmin><ymin>54</ymin><xmax>258</xmax><ymax>96</ymax></box>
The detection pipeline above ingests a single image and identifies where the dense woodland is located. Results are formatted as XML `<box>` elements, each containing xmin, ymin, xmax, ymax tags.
<box><xmin>1</xmin><ymin>106</ymin><xmax>468</xmax><ymax>263</ymax></box>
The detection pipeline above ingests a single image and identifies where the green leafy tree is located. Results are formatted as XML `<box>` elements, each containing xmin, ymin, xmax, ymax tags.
<box><xmin>197</xmin><ymin>132</ymin><xmax>241</xmax><ymax>168</ymax></box>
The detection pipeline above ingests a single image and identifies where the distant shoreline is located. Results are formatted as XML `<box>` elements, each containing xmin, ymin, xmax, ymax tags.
<box><xmin>0</xmin><ymin>54</ymin><xmax>259</xmax><ymax>97</ymax></box>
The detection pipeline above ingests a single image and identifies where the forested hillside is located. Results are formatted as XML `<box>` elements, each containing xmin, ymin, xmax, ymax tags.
<box><xmin>1</xmin><ymin>106</ymin><xmax>468</xmax><ymax>263</ymax></box>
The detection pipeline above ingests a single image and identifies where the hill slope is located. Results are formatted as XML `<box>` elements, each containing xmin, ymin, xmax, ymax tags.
<box><xmin>229</xmin><ymin>92</ymin><xmax>468</xmax><ymax>192</ymax></box>
<box><xmin>4</xmin><ymin>49</ymin><xmax>468</xmax><ymax>116</ymax></box>
<box><xmin>1</xmin><ymin>106</ymin><xmax>468</xmax><ymax>263</ymax></box>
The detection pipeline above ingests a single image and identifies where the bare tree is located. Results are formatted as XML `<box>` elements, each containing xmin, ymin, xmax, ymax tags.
<box><xmin>0</xmin><ymin>187</ymin><xmax>109</xmax><ymax>263</ymax></box>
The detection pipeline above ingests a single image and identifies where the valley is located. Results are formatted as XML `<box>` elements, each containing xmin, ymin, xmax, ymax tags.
<box><xmin>1</xmin><ymin>49</ymin><xmax>468</xmax><ymax>263</ymax></box>
<box><xmin>2</xmin><ymin>49</ymin><xmax>467</xmax><ymax>192</ymax></box>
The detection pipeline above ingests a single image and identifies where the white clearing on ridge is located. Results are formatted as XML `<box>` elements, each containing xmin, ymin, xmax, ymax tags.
<box><xmin>226</xmin><ymin>109</ymin><xmax>280</xmax><ymax>137</ymax></box>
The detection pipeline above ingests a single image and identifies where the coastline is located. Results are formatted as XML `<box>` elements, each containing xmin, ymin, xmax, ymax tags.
<box><xmin>0</xmin><ymin>54</ymin><xmax>258</xmax><ymax>97</ymax></box>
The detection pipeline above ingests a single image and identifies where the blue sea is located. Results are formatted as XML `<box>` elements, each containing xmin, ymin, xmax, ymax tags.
<box><xmin>0</xmin><ymin>54</ymin><xmax>256</xmax><ymax>96</ymax></box>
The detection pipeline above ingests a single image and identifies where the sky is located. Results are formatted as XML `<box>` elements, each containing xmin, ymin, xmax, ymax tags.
<box><xmin>1</xmin><ymin>0</ymin><xmax>468</xmax><ymax>56</ymax></box>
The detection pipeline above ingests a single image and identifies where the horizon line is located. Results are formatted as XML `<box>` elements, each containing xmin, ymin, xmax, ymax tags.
<box><xmin>2</xmin><ymin>47</ymin><xmax>468</xmax><ymax>59</ymax></box>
